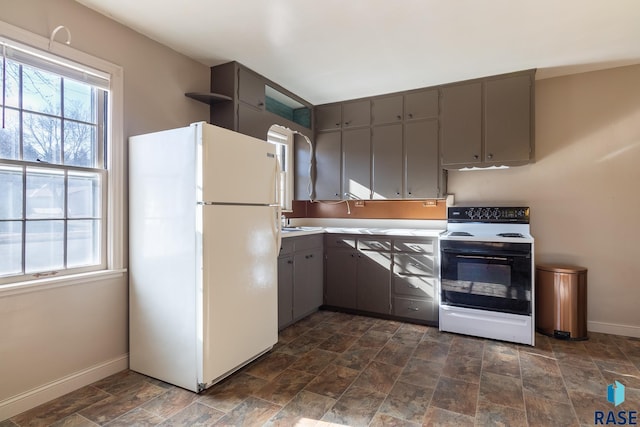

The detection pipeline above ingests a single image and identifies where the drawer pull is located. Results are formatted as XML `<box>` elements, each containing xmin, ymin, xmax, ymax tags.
<box><xmin>408</xmin><ymin>307</ymin><xmax>419</xmax><ymax>311</ymax></box>
<box><xmin>406</xmin><ymin>283</ymin><xmax>419</xmax><ymax>289</ymax></box>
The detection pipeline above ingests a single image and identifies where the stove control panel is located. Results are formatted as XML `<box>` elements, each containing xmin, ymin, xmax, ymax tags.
<box><xmin>448</xmin><ymin>206</ymin><xmax>529</xmax><ymax>223</ymax></box>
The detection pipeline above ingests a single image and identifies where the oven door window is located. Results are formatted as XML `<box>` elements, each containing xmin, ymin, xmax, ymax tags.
<box><xmin>440</xmin><ymin>241</ymin><xmax>532</xmax><ymax>315</ymax></box>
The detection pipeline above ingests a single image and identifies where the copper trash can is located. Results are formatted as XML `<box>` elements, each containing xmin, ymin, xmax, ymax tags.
<box><xmin>535</xmin><ymin>264</ymin><xmax>588</xmax><ymax>340</ymax></box>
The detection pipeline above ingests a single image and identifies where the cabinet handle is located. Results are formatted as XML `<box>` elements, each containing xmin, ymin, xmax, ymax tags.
<box><xmin>334</xmin><ymin>193</ymin><xmax>339</xmax><ymax>196</ymax></box>
<box><xmin>408</xmin><ymin>307</ymin><xmax>419</xmax><ymax>311</ymax></box>
<box><xmin>350</xmin><ymin>253</ymin><xmax>356</xmax><ymax>258</ymax></box>
<box><xmin>287</xmin><ymin>260</ymin><xmax>293</xmax><ymax>264</ymax></box>
<box><xmin>487</xmin><ymin>153</ymin><xmax>494</xmax><ymax>159</ymax></box>
<box><xmin>408</xmin><ymin>113</ymin><xmax>413</xmax><ymax>119</ymax></box>
<box><xmin>257</xmin><ymin>101</ymin><xmax>264</xmax><ymax>107</ymax></box>
<box><xmin>396</xmin><ymin>192</ymin><xmax>400</xmax><ymax>196</ymax></box>
<box><xmin>344</xmin><ymin>121</ymin><xmax>351</xmax><ymax>126</ymax></box>
<box><xmin>473</xmin><ymin>154</ymin><xmax>479</xmax><ymax>159</ymax></box>
<box><xmin>397</xmin><ymin>115</ymin><xmax>402</xmax><ymax>120</ymax></box>
<box><xmin>408</xmin><ymin>191</ymin><xmax>412</xmax><ymax>196</ymax></box>
<box><xmin>335</xmin><ymin>122</ymin><xmax>340</xmax><ymax>127</ymax></box>
<box><xmin>406</xmin><ymin>283</ymin><xmax>420</xmax><ymax>289</ymax></box>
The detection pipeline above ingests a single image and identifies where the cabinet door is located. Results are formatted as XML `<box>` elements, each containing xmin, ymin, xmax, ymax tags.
<box><xmin>356</xmin><ymin>250</ymin><xmax>391</xmax><ymax>314</ymax></box>
<box><xmin>440</xmin><ymin>82</ymin><xmax>482</xmax><ymax>166</ymax></box>
<box><xmin>293</xmin><ymin>248</ymin><xmax>323</xmax><ymax>319</ymax></box>
<box><xmin>405</xmin><ymin>89</ymin><xmax>438</xmax><ymax>120</ymax></box>
<box><xmin>372</xmin><ymin>95</ymin><xmax>403</xmax><ymax>125</ymax></box>
<box><xmin>294</xmin><ymin>133</ymin><xmax>312</xmax><ymax>200</ymax></box>
<box><xmin>484</xmin><ymin>74</ymin><xmax>532</xmax><ymax>164</ymax></box>
<box><xmin>238</xmin><ymin>103</ymin><xmax>270</xmax><ymax>140</ymax></box>
<box><xmin>277</xmin><ymin>256</ymin><xmax>294</xmax><ymax>329</ymax></box>
<box><xmin>325</xmin><ymin>249</ymin><xmax>357</xmax><ymax>309</ymax></box>
<box><xmin>342</xmin><ymin>100</ymin><xmax>370</xmax><ymax>128</ymax></box>
<box><xmin>238</xmin><ymin>68</ymin><xmax>265</xmax><ymax>109</ymax></box>
<box><xmin>316</xmin><ymin>104</ymin><xmax>342</xmax><ymax>131</ymax></box>
<box><xmin>405</xmin><ymin>119</ymin><xmax>439</xmax><ymax>198</ymax></box>
<box><xmin>372</xmin><ymin>124</ymin><xmax>403</xmax><ymax>199</ymax></box>
<box><xmin>342</xmin><ymin>127</ymin><xmax>371</xmax><ymax>199</ymax></box>
<box><xmin>314</xmin><ymin>131</ymin><xmax>342</xmax><ymax>200</ymax></box>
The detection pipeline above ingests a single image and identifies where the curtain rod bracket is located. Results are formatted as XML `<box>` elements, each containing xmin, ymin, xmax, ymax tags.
<box><xmin>49</xmin><ymin>25</ymin><xmax>71</xmax><ymax>50</ymax></box>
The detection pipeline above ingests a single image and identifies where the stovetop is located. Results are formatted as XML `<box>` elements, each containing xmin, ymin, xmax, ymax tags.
<box><xmin>441</xmin><ymin>206</ymin><xmax>534</xmax><ymax>243</ymax></box>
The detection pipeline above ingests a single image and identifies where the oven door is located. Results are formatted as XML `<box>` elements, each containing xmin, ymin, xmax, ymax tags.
<box><xmin>440</xmin><ymin>240</ymin><xmax>532</xmax><ymax>315</ymax></box>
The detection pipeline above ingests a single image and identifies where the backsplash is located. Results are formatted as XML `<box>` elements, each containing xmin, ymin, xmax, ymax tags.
<box><xmin>286</xmin><ymin>199</ymin><xmax>446</xmax><ymax>220</ymax></box>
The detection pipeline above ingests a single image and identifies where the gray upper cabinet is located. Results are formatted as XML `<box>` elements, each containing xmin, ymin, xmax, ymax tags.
<box><xmin>316</xmin><ymin>104</ymin><xmax>342</xmax><ymax>131</ymax></box>
<box><xmin>342</xmin><ymin>100</ymin><xmax>370</xmax><ymax>128</ymax></box>
<box><xmin>342</xmin><ymin>127</ymin><xmax>371</xmax><ymax>199</ymax></box>
<box><xmin>405</xmin><ymin>89</ymin><xmax>438</xmax><ymax>120</ymax></box>
<box><xmin>372</xmin><ymin>123</ymin><xmax>403</xmax><ymax>199</ymax></box>
<box><xmin>440</xmin><ymin>82</ymin><xmax>483</xmax><ymax>167</ymax></box>
<box><xmin>314</xmin><ymin>131</ymin><xmax>342</xmax><ymax>200</ymax></box>
<box><xmin>238</xmin><ymin>67</ymin><xmax>265</xmax><ymax>110</ymax></box>
<box><xmin>405</xmin><ymin>119</ymin><xmax>439</xmax><ymax>198</ymax></box>
<box><xmin>440</xmin><ymin>70</ymin><xmax>535</xmax><ymax>168</ymax></box>
<box><xmin>484</xmin><ymin>74</ymin><xmax>533</xmax><ymax>164</ymax></box>
<box><xmin>372</xmin><ymin>95</ymin><xmax>403</xmax><ymax>125</ymax></box>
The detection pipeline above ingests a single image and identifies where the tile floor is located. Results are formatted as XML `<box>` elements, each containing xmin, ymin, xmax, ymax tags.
<box><xmin>3</xmin><ymin>310</ymin><xmax>639</xmax><ymax>426</ymax></box>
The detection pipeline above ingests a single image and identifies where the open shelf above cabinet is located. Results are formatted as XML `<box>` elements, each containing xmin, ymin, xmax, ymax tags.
<box><xmin>185</xmin><ymin>92</ymin><xmax>232</xmax><ymax>105</ymax></box>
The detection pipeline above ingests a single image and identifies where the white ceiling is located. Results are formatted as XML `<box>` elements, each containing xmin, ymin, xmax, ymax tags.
<box><xmin>76</xmin><ymin>0</ymin><xmax>640</xmax><ymax>105</ymax></box>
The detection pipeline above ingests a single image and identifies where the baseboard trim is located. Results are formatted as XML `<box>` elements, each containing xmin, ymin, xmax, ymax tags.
<box><xmin>588</xmin><ymin>321</ymin><xmax>640</xmax><ymax>338</ymax></box>
<box><xmin>0</xmin><ymin>354</ymin><xmax>129</xmax><ymax>421</ymax></box>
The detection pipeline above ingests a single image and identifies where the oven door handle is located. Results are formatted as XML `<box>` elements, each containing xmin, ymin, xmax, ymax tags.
<box><xmin>441</xmin><ymin>248</ymin><xmax>531</xmax><ymax>259</ymax></box>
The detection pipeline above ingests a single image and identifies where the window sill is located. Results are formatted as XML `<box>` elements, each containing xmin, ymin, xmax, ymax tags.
<box><xmin>0</xmin><ymin>268</ymin><xmax>128</xmax><ymax>297</ymax></box>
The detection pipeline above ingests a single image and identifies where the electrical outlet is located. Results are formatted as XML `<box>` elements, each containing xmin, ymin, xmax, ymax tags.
<box><xmin>423</xmin><ymin>200</ymin><xmax>437</xmax><ymax>207</ymax></box>
<box><xmin>354</xmin><ymin>200</ymin><xmax>365</xmax><ymax>207</ymax></box>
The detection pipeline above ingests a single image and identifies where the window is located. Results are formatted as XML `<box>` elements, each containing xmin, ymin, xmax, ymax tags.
<box><xmin>267</xmin><ymin>126</ymin><xmax>293</xmax><ymax>211</ymax></box>
<box><xmin>0</xmin><ymin>23</ymin><xmax>123</xmax><ymax>286</ymax></box>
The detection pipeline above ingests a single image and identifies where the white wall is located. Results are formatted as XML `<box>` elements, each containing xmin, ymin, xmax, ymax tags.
<box><xmin>0</xmin><ymin>0</ymin><xmax>209</xmax><ymax>419</ymax></box>
<box><xmin>448</xmin><ymin>64</ymin><xmax>640</xmax><ymax>337</ymax></box>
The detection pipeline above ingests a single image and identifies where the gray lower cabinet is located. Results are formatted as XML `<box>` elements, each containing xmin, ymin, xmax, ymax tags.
<box><xmin>324</xmin><ymin>235</ymin><xmax>391</xmax><ymax>316</ymax></box>
<box><xmin>392</xmin><ymin>237</ymin><xmax>439</xmax><ymax>323</ymax></box>
<box><xmin>278</xmin><ymin>234</ymin><xmax>324</xmax><ymax>330</ymax></box>
<box><xmin>324</xmin><ymin>235</ymin><xmax>357</xmax><ymax>309</ymax></box>
<box><xmin>324</xmin><ymin>234</ymin><xmax>439</xmax><ymax>324</ymax></box>
<box><xmin>356</xmin><ymin>239</ymin><xmax>392</xmax><ymax>314</ymax></box>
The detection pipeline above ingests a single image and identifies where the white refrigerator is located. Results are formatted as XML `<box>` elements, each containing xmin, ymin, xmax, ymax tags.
<box><xmin>129</xmin><ymin>122</ymin><xmax>280</xmax><ymax>392</ymax></box>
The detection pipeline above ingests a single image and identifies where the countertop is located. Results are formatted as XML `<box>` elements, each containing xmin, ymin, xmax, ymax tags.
<box><xmin>281</xmin><ymin>226</ymin><xmax>444</xmax><ymax>238</ymax></box>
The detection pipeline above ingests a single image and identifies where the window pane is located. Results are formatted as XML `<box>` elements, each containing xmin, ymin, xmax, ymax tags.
<box><xmin>0</xmin><ymin>165</ymin><xmax>23</xmax><ymax>219</ymax></box>
<box><xmin>68</xmin><ymin>171</ymin><xmax>100</xmax><ymax>218</ymax></box>
<box><xmin>0</xmin><ymin>59</ymin><xmax>20</xmax><ymax>108</ymax></box>
<box><xmin>64</xmin><ymin>80</ymin><xmax>96</xmax><ymax>123</ymax></box>
<box><xmin>0</xmin><ymin>221</ymin><xmax>22</xmax><ymax>277</ymax></box>
<box><xmin>26</xmin><ymin>167</ymin><xmax>65</xmax><ymax>219</ymax></box>
<box><xmin>25</xmin><ymin>220</ymin><xmax>64</xmax><ymax>273</ymax></box>
<box><xmin>67</xmin><ymin>219</ymin><xmax>100</xmax><ymax>268</ymax></box>
<box><xmin>23</xmin><ymin>112</ymin><xmax>62</xmax><ymax>163</ymax></box>
<box><xmin>22</xmin><ymin>64</ymin><xmax>61</xmax><ymax>115</ymax></box>
<box><xmin>0</xmin><ymin>108</ymin><xmax>21</xmax><ymax>160</ymax></box>
<box><xmin>64</xmin><ymin>122</ymin><xmax>97</xmax><ymax>167</ymax></box>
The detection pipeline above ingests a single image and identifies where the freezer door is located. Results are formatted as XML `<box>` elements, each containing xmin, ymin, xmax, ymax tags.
<box><xmin>200</xmin><ymin>204</ymin><xmax>279</xmax><ymax>385</ymax></box>
<box><xmin>198</xmin><ymin>123</ymin><xmax>277</xmax><ymax>205</ymax></box>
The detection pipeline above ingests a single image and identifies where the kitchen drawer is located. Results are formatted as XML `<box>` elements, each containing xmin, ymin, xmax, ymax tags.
<box><xmin>279</xmin><ymin>239</ymin><xmax>294</xmax><ymax>256</ymax></box>
<box><xmin>393</xmin><ymin>274</ymin><xmax>436</xmax><ymax>299</ymax></box>
<box><xmin>393</xmin><ymin>239</ymin><xmax>436</xmax><ymax>254</ymax></box>
<box><xmin>358</xmin><ymin>238</ymin><xmax>392</xmax><ymax>252</ymax></box>
<box><xmin>325</xmin><ymin>234</ymin><xmax>357</xmax><ymax>248</ymax></box>
<box><xmin>393</xmin><ymin>296</ymin><xmax>437</xmax><ymax>322</ymax></box>
<box><xmin>293</xmin><ymin>234</ymin><xmax>323</xmax><ymax>252</ymax></box>
<box><xmin>393</xmin><ymin>253</ymin><xmax>435</xmax><ymax>276</ymax></box>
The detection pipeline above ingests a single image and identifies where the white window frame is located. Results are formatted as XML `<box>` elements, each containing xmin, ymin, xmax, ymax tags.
<box><xmin>0</xmin><ymin>20</ymin><xmax>125</xmax><ymax>292</ymax></box>
<box><xmin>267</xmin><ymin>126</ymin><xmax>294</xmax><ymax>212</ymax></box>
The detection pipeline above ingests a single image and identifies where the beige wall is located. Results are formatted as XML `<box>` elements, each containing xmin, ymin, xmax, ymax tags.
<box><xmin>0</xmin><ymin>0</ymin><xmax>209</xmax><ymax>418</ymax></box>
<box><xmin>448</xmin><ymin>64</ymin><xmax>640</xmax><ymax>336</ymax></box>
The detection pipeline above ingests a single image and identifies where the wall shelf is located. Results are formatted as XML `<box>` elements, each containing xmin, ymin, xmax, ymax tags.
<box><xmin>185</xmin><ymin>92</ymin><xmax>232</xmax><ymax>105</ymax></box>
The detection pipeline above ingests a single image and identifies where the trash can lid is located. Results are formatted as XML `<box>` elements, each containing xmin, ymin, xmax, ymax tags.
<box><xmin>536</xmin><ymin>264</ymin><xmax>588</xmax><ymax>274</ymax></box>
